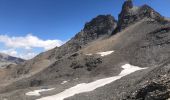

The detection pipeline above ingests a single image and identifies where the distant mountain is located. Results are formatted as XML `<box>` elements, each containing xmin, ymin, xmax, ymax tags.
<box><xmin>0</xmin><ymin>0</ymin><xmax>170</xmax><ymax>100</ymax></box>
<box><xmin>0</xmin><ymin>53</ymin><xmax>25</xmax><ymax>67</ymax></box>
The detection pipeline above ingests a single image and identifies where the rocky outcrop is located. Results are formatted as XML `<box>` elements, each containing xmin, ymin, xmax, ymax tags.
<box><xmin>125</xmin><ymin>75</ymin><xmax>170</xmax><ymax>100</ymax></box>
<box><xmin>70</xmin><ymin>56</ymin><xmax>102</xmax><ymax>71</ymax></box>
<box><xmin>73</xmin><ymin>15</ymin><xmax>117</xmax><ymax>45</ymax></box>
<box><xmin>83</xmin><ymin>15</ymin><xmax>117</xmax><ymax>38</ymax></box>
<box><xmin>117</xmin><ymin>0</ymin><xmax>165</xmax><ymax>31</ymax></box>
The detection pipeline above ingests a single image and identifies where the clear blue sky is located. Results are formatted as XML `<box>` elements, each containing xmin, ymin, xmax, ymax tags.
<box><xmin>0</xmin><ymin>0</ymin><xmax>169</xmax><ymax>59</ymax></box>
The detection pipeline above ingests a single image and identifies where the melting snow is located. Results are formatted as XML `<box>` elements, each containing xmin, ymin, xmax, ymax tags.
<box><xmin>96</xmin><ymin>51</ymin><xmax>114</xmax><ymax>56</ymax></box>
<box><xmin>37</xmin><ymin>64</ymin><xmax>147</xmax><ymax>100</ymax></box>
<box><xmin>86</xmin><ymin>50</ymin><xmax>114</xmax><ymax>57</ymax></box>
<box><xmin>25</xmin><ymin>88</ymin><xmax>55</xmax><ymax>96</ymax></box>
<box><xmin>61</xmin><ymin>81</ymin><xmax>68</xmax><ymax>84</ymax></box>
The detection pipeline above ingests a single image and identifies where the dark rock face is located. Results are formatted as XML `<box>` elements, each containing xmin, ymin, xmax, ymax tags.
<box><xmin>125</xmin><ymin>75</ymin><xmax>170</xmax><ymax>100</ymax></box>
<box><xmin>83</xmin><ymin>15</ymin><xmax>117</xmax><ymax>37</ymax></box>
<box><xmin>30</xmin><ymin>80</ymin><xmax>42</xmax><ymax>87</ymax></box>
<box><xmin>75</xmin><ymin>15</ymin><xmax>117</xmax><ymax>45</ymax></box>
<box><xmin>121</xmin><ymin>0</ymin><xmax>133</xmax><ymax>12</ymax></box>
<box><xmin>146</xmin><ymin>27</ymin><xmax>170</xmax><ymax>47</ymax></box>
<box><xmin>134</xmin><ymin>82</ymin><xmax>168</xmax><ymax>100</ymax></box>
<box><xmin>70</xmin><ymin>56</ymin><xmax>102</xmax><ymax>71</ymax></box>
<box><xmin>85</xmin><ymin>57</ymin><xmax>102</xmax><ymax>71</ymax></box>
<box><xmin>117</xmin><ymin>0</ymin><xmax>164</xmax><ymax>31</ymax></box>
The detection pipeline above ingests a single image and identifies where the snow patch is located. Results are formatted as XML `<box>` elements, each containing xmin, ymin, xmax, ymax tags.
<box><xmin>37</xmin><ymin>64</ymin><xmax>147</xmax><ymax>100</ymax></box>
<box><xmin>25</xmin><ymin>88</ymin><xmax>55</xmax><ymax>96</ymax></box>
<box><xmin>96</xmin><ymin>51</ymin><xmax>114</xmax><ymax>56</ymax></box>
<box><xmin>61</xmin><ymin>81</ymin><xmax>68</xmax><ymax>84</ymax></box>
<box><xmin>74</xmin><ymin>78</ymin><xmax>79</xmax><ymax>80</ymax></box>
<box><xmin>86</xmin><ymin>50</ymin><xmax>114</xmax><ymax>57</ymax></box>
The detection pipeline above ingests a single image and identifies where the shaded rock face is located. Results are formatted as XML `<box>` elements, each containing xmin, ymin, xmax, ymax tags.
<box><xmin>70</xmin><ymin>56</ymin><xmax>102</xmax><ymax>71</ymax></box>
<box><xmin>121</xmin><ymin>0</ymin><xmax>133</xmax><ymax>12</ymax></box>
<box><xmin>30</xmin><ymin>79</ymin><xmax>42</xmax><ymax>87</ymax></box>
<box><xmin>146</xmin><ymin>27</ymin><xmax>170</xmax><ymax>47</ymax></box>
<box><xmin>75</xmin><ymin>15</ymin><xmax>117</xmax><ymax>45</ymax></box>
<box><xmin>117</xmin><ymin>0</ymin><xmax>164</xmax><ymax>31</ymax></box>
<box><xmin>125</xmin><ymin>75</ymin><xmax>170</xmax><ymax>100</ymax></box>
<box><xmin>83</xmin><ymin>15</ymin><xmax>117</xmax><ymax>37</ymax></box>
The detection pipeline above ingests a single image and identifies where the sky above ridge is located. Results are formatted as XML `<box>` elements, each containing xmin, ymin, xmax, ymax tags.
<box><xmin>0</xmin><ymin>0</ymin><xmax>169</xmax><ymax>59</ymax></box>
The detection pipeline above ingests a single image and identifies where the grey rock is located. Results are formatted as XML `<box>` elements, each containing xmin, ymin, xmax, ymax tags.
<box><xmin>116</xmin><ymin>0</ymin><xmax>165</xmax><ymax>32</ymax></box>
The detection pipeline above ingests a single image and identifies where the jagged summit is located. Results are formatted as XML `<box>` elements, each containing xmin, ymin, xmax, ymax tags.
<box><xmin>74</xmin><ymin>15</ymin><xmax>117</xmax><ymax>44</ymax></box>
<box><xmin>122</xmin><ymin>0</ymin><xmax>133</xmax><ymax>12</ymax></box>
<box><xmin>117</xmin><ymin>0</ymin><xmax>165</xmax><ymax>31</ymax></box>
<box><xmin>80</xmin><ymin>15</ymin><xmax>117</xmax><ymax>39</ymax></box>
<box><xmin>84</xmin><ymin>15</ymin><xmax>116</xmax><ymax>35</ymax></box>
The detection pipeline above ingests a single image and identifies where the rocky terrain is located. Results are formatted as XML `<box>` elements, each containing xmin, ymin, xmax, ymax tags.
<box><xmin>0</xmin><ymin>0</ymin><xmax>170</xmax><ymax>100</ymax></box>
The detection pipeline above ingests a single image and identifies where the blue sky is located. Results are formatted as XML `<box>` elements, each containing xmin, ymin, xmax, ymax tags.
<box><xmin>0</xmin><ymin>0</ymin><xmax>169</xmax><ymax>59</ymax></box>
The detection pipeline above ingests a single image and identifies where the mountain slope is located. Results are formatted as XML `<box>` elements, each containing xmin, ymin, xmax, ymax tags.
<box><xmin>0</xmin><ymin>14</ymin><xmax>117</xmax><ymax>92</ymax></box>
<box><xmin>0</xmin><ymin>1</ymin><xmax>170</xmax><ymax>100</ymax></box>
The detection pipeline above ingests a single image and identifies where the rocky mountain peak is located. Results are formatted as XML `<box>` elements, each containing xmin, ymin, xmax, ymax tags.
<box><xmin>122</xmin><ymin>0</ymin><xmax>133</xmax><ymax>12</ymax></box>
<box><xmin>117</xmin><ymin>0</ymin><xmax>165</xmax><ymax>31</ymax></box>
<box><xmin>83</xmin><ymin>15</ymin><xmax>117</xmax><ymax>37</ymax></box>
<box><xmin>74</xmin><ymin>15</ymin><xmax>117</xmax><ymax>45</ymax></box>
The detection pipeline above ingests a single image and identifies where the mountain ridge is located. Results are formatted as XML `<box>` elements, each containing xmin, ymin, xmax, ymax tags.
<box><xmin>0</xmin><ymin>1</ymin><xmax>170</xmax><ymax>100</ymax></box>
<box><xmin>0</xmin><ymin>52</ymin><xmax>25</xmax><ymax>68</ymax></box>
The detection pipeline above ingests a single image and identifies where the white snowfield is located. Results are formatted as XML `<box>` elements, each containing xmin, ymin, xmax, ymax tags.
<box><xmin>86</xmin><ymin>50</ymin><xmax>114</xmax><ymax>57</ymax></box>
<box><xmin>25</xmin><ymin>88</ymin><xmax>55</xmax><ymax>96</ymax></box>
<box><xmin>37</xmin><ymin>64</ymin><xmax>147</xmax><ymax>100</ymax></box>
